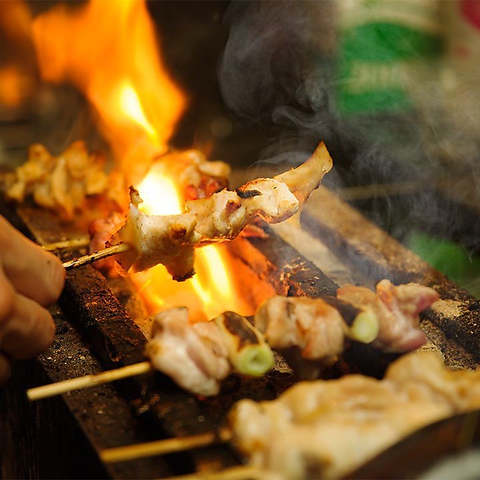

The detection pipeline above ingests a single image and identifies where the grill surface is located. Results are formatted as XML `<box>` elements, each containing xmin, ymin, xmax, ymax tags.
<box><xmin>0</xmin><ymin>182</ymin><xmax>479</xmax><ymax>479</ymax></box>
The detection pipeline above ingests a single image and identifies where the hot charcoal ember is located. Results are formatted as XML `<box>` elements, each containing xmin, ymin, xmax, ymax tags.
<box><xmin>109</xmin><ymin>142</ymin><xmax>333</xmax><ymax>280</ymax></box>
<box><xmin>228</xmin><ymin>351</ymin><xmax>480</xmax><ymax>480</ymax></box>
<box><xmin>229</xmin><ymin>222</ymin><xmax>340</xmax><ymax>299</ymax></box>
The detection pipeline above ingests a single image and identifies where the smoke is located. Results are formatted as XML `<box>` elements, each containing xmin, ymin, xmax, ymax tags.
<box><xmin>219</xmin><ymin>1</ymin><xmax>318</xmax><ymax>124</ymax></box>
<box><xmin>218</xmin><ymin>0</ymin><xmax>480</xmax><ymax>293</ymax></box>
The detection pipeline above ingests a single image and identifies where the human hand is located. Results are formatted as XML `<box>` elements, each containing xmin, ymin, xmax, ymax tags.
<box><xmin>0</xmin><ymin>216</ymin><xmax>65</xmax><ymax>385</ymax></box>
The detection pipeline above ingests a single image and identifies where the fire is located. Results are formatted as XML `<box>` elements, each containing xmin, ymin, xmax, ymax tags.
<box><xmin>133</xmin><ymin>162</ymin><xmax>252</xmax><ymax>322</ymax></box>
<box><xmin>0</xmin><ymin>0</ymin><xmax>36</xmax><ymax>109</ymax></box>
<box><xmin>136</xmin><ymin>162</ymin><xmax>182</xmax><ymax>216</ymax></box>
<box><xmin>0</xmin><ymin>66</ymin><xmax>32</xmax><ymax>108</ymax></box>
<box><xmin>32</xmin><ymin>0</ymin><xmax>185</xmax><ymax>184</ymax></box>
<box><xmin>118</xmin><ymin>84</ymin><xmax>158</xmax><ymax>143</ymax></box>
<box><xmin>31</xmin><ymin>0</ymin><xmax>251</xmax><ymax>322</ymax></box>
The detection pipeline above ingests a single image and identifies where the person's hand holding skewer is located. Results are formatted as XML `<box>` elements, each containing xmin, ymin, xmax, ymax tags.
<box><xmin>0</xmin><ymin>216</ymin><xmax>65</xmax><ymax>386</ymax></box>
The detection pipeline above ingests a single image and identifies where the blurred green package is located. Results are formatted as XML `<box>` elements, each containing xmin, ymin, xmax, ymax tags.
<box><xmin>336</xmin><ymin>0</ymin><xmax>444</xmax><ymax>114</ymax></box>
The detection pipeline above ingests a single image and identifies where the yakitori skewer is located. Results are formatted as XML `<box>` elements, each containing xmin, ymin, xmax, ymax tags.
<box><xmin>27</xmin><ymin>308</ymin><xmax>275</xmax><ymax>400</ymax></box>
<box><xmin>62</xmin><ymin>242</ymin><xmax>130</xmax><ymax>270</ymax></box>
<box><xmin>27</xmin><ymin>279</ymin><xmax>438</xmax><ymax>400</ymax></box>
<box><xmin>60</xmin><ymin>142</ymin><xmax>333</xmax><ymax>277</ymax></box>
<box><xmin>97</xmin><ymin>351</ymin><xmax>480</xmax><ymax>480</ymax></box>
<box><xmin>27</xmin><ymin>361</ymin><xmax>152</xmax><ymax>401</ymax></box>
<box><xmin>100</xmin><ymin>428</ymin><xmax>232</xmax><ymax>464</ymax></box>
<box><xmin>42</xmin><ymin>236</ymin><xmax>90</xmax><ymax>251</ymax></box>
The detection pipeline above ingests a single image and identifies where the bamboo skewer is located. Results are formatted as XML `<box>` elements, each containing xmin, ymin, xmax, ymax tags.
<box><xmin>27</xmin><ymin>360</ymin><xmax>152</xmax><ymax>401</ymax></box>
<box><xmin>62</xmin><ymin>242</ymin><xmax>131</xmax><ymax>270</ymax></box>
<box><xmin>100</xmin><ymin>428</ymin><xmax>233</xmax><ymax>464</ymax></box>
<box><xmin>42</xmin><ymin>237</ymin><xmax>91</xmax><ymax>251</ymax></box>
<box><xmin>169</xmin><ymin>465</ymin><xmax>277</xmax><ymax>480</ymax></box>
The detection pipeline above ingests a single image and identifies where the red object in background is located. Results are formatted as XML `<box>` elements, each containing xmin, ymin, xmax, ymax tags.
<box><xmin>461</xmin><ymin>0</ymin><xmax>480</xmax><ymax>30</ymax></box>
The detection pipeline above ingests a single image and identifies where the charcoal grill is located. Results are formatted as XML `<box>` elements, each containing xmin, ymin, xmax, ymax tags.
<box><xmin>2</xmin><ymin>0</ymin><xmax>480</xmax><ymax>477</ymax></box>
<box><xmin>1</xmin><ymin>174</ymin><xmax>479</xmax><ymax>479</ymax></box>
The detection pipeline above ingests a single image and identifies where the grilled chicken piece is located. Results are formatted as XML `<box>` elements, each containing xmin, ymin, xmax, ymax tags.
<box><xmin>88</xmin><ymin>211</ymin><xmax>126</xmax><ymax>275</ymax></box>
<box><xmin>6</xmin><ymin>141</ymin><xmax>229</xmax><ymax>222</ymax></box>
<box><xmin>229</xmin><ymin>351</ymin><xmax>480</xmax><ymax>480</ymax></box>
<box><xmin>145</xmin><ymin>307</ymin><xmax>230</xmax><ymax>397</ymax></box>
<box><xmin>6</xmin><ymin>141</ymin><xmax>110</xmax><ymax>220</ymax></box>
<box><xmin>253</xmin><ymin>280</ymin><xmax>438</xmax><ymax>378</ymax></box>
<box><xmin>337</xmin><ymin>279</ymin><xmax>440</xmax><ymax>352</ymax></box>
<box><xmin>111</xmin><ymin>142</ymin><xmax>333</xmax><ymax>279</ymax></box>
<box><xmin>255</xmin><ymin>296</ymin><xmax>379</xmax><ymax>357</ymax></box>
<box><xmin>158</xmin><ymin>148</ymin><xmax>231</xmax><ymax>201</ymax></box>
<box><xmin>145</xmin><ymin>308</ymin><xmax>274</xmax><ymax>396</ymax></box>
<box><xmin>254</xmin><ymin>296</ymin><xmax>378</xmax><ymax>378</ymax></box>
<box><xmin>110</xmin><ymin>187</ymin><xmax>198</xmax><ymax>280</ymax></box>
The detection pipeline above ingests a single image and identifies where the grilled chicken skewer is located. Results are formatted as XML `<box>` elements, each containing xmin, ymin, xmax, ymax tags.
<box><xmin>60</xmin><ymin>142</ymin><xmax>333</xmax><ymax>278</ymax></box>
<box><xmin>98</xmin><ymin>350</ymin><xmax>480</xmax><ymax>480</ymax></box>
<box><xmin>62</xmin><ymin>242</ymin><xmax>130</xmax><ymax>270</ymax></box>
<box><xmin>27</xmin><ymin>279</ymin><xmax>438</xmax><ymax>400</ymax></box>
<box><xmin>27</xmin><ymin>309</ymin><xmax>275</xmax><ymax>400</ymax></box>
<box><xmin>42</xmin><ymin>237</ymin><xmax>91</xmax><ymax>251</ymax></box>
<box><xmin>255</xmin><ymin>279</ymin><xmax>439</xmax><ymax>378</ymax></box>
<box><xmin>145</xmin><ymin>308</ymin><xmax>274</xmax><ymax>396</ymax></box>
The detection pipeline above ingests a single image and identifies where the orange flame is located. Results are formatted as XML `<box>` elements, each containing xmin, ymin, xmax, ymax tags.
<box><xmin>132</xmin><ymin>163</ymin><xmax>252</xmax><ymax>322</ymax></box>
<box><xmin>32</xmin><ymin>0</ymin><xmax>251</xmax><ymax>322</ymax></box>
<box><xmin>32</xmin><ymin>0</ymin><xmax>185</xmax><ymax>183</ymax></box>
<box><xmin>0</xmin><ymin>65</ymin><xmax>32</xmax><ymax>108</ymax></box>
<box><xmin>0</xmin><ymin>0</ymin><xmax>36</xmax><ymax>109</ymax></box>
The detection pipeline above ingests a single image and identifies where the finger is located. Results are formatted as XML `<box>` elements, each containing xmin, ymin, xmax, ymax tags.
<box><xmin>0</xmin><ymin>261</ymin><xmax>16</xmax><ymax>324</ymax></box>
<box><xmin>0</xmin><ymin>353</ymin><xmax>11</xmax><ymax>386</ymax></box>
<box><xmin>0</xmin><ymin>289</ymin><xmax>55</xmax><ymax>360</ymax></box>
<box><xmin>0</xmin><ymin>216</ymin><xmax>65</xmax><ymax>306</ymax></box>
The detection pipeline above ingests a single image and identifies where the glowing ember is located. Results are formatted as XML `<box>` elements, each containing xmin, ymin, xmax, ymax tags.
<box><xmin>32</xmin><ymin>0</ymin><xmax>253</xmax><ymax>321</ymax></box>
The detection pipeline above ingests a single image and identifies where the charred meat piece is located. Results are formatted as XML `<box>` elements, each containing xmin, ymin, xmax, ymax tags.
<box><xmin>337</xmin><ymin>279</ymin><xmax>440</xmax><ymax>352</ymax></box>
<box><xmin>110</xmin><ymin>142</ymin><xmax>333</xmax><ymax>280</ymax></box>
<box><xmin>156</xmin><ymin>148</ymin><xmax>231</xmax><ymax>201</ymax></box>
<box><xmin>145</xmin><ymin>308</ymin><xmax>274</xmax><ymax>396</ymax></box>
<box><xmin>253</xmin><ymin>280</ymin><xmax>438</xmax><ymax>378</ymax></box>
<box><xmin>5</xmin><ymin>141</ymin><xmax>111</xmax><ymax>220</ymax></box>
